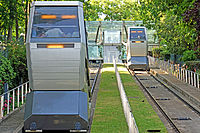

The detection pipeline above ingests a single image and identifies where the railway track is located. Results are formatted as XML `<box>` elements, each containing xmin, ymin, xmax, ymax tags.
<box><xmin>128</xmin><ymin>69</ymin><xmax>200</xmax><ymax>133</ymax></box>
<box><xmin>16</xmin><ymin>64</ymin><xmax>101</xmax><ymax>133</ymax></box>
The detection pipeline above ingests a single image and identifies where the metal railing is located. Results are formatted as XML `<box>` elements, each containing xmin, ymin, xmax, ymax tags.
<box><xmin>148</xmin><ymin>56</ymin><xmax>200</xmax><ymax>89</ymax></box>
<box><xmin>0</xmin><ymin>81</ymin><xmax>30</xmax><ymax>119</ymax></box>
<box><xmin>90</xmin><ymin>63</ymin><xmax>101</xmax><ymax>96</ymax></box>
<box><xmin>113</xmin><ymin>59</ymin><xmax>139</xmax><ymax>133</ymax></box>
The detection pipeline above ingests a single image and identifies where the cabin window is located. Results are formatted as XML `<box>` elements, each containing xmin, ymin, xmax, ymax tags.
<box><xmin>31</xmin><ymin>6</ymin><xmax>80</xmax><ymax>38</ymax></box>
<box><xmin>130</xmin><ymin>28</ymin><xmax>146</xmax><ymax>40</ymax></box>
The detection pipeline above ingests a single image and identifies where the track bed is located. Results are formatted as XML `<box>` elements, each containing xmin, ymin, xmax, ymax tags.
<box><xmin>134</xmin><ymin>71</ymin><xmax>200</xmax><ymax>133</ymax></box>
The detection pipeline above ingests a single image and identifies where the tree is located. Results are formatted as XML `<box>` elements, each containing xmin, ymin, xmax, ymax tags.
<box><xmin>137</xmin><ymin>0</ymin><xmax>198</xmax><ymax>55</ymax></box>
<box><xmin>183</xmin><ymin>0</ymin><xmax>200</xmax><ymax>50</ymax></box>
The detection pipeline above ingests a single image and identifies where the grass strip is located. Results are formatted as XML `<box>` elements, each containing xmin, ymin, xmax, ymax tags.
<box><xmin>117</xmin><ymin>64</ymin><xmax>168</xmax><ymax>133</ymax></box>
<box><xmin>91</xmin><ymin>64</ymin><xmax>128</xmax><ymax>133</ymax></box>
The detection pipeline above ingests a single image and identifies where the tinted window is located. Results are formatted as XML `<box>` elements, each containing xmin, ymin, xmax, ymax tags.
<box><xmin>130</xmin><ymin>28</ymin><xmax>146</xmax><ymax>40</ymax></box>
<box><xmin>31</xmin><ymin>6</ymin><xmax>80</xmax><ymax>38</ymax></box>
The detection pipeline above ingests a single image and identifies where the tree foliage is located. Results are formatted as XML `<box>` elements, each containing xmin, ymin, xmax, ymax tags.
<box><xmin>84</xmin><ymin>0</ymin><xmax>140</xmax><ymax>21</ymax></box>
<box><xmin>7</xmin><ymin>43</ymin><xmax>28</xmax><ymax>86</ymax></box>
<box><xmin>183</xmin><ymin>0</ymin><xmax>200</xmax><ymax>49</ymax></box>
<box><xmin>0</xmin><ymin>0</ymin><xmax>26</xmax><ymax>42</ymax></box>
<box><xmin>137</xmin><ymin>0</ymin><xmax>199</xmax><ymax>55</ymax></box>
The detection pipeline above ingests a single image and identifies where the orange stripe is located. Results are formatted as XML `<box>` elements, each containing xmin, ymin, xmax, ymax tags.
<box><xmin>61</xmin><ymin>15</ymin><xmax>77</xmax><ymax>19</ymax></box>
<box><xmin>131</xmin><ymin>31</ymin><xmax>136</xmax><ymax>33</ymax></box>
<box><xmin>41</xmin><ymin>15</ymin><xmax>57</xmax><ymax>19</ymax></box>
<box><xmin>47</xmin><ymin>44</ymin><xmax>64</xmax><ymax>48</ymax></box>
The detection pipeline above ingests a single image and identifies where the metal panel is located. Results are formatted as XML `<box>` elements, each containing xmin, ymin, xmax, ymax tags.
<box><xmin>24</xmin><ymin>115</ymin><xmax>88</xmax><ymax>131</ymax></box>
<box><xmin>129</xmin><ymin>56</ymin><xmax>148</xmax><ymax>65</ymax></box>
<box><xmin>32</xmin><ymin>72</ymin><xmax>79</xmax><ymax>80</ymax></box>
<box><xmin>79</xmin><ymin>44</ymin><xmax>86</xmax><ymax>90</ymax></box>
<box><xmin>26</xmin><ymin>5</ymin><xmax>35</xmax><ymax>44</ymax></box>
<box><xmin>31</xmin><ymin>48</ymin><xmax>80</xmax><ymax>61</ymax></box>
<box><xmin>24</xmin><ymin>91</ymin><xmax>88</xmax><ymax>131</ymax></box>
<box><xmin>32</xmin><ymin>60</ymin><xmax>80</xmax><ymax>67</ymax></box>
<box><xmin>24</xmin><ymin>92</ymin><xmax>34</xmax><ymax>121</ymax></box>
<box><xmin>79</xmin><ymin>92</ymin><xmax>88</xmax><ymax>121</ymax></box>
<box><xmin>32</xmin><ymin>91</ymin><xmax>79</xmax><ymax>114</ymax></box>
<box><xmin>130</xmin><ymin>43</ymin><xmax>147</xmax><ymax>56</ymax></box>
<box><xmin>33</xmin><ymin>80</ymin><xmax>79</xmax><ymax>90</ymax></box>
<box><xmin>33</xmin><ymin>1</ymin><xmax>83</xmax><ymax>7</ymax></box>
<box><xmin>30</xmin><ymin>48</ymin><xmax>81</xmax><ymax>90</ymax></box>
<box><xmin>31</xmin><ymin>38</ymin><xmax>81</xmax><ymax>43</ymax></box>
<box><xmin>128</xmin><ymin>56</ymin><xmax>149</xmax><ymax>70</ymax></box>
<box><xmin>78</xmin><ymin>6</ymin><xmax>85</xmax><ymax>44</ymax></box>
<box><xmin>32</xmin><ymin>66</ymin><xmax>79</xmax><ymax>73</ymax></box>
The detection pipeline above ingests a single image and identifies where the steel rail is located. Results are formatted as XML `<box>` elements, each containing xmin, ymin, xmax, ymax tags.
<box><xmin>151</xmin><ymin>74</ymin><xmax>200</xmax><ymax>116</ymax></box>
<box><xmin>127</xmin><ymin>69</ymin><xmax>181</xmax><ymax>133</ymax></box>
<box><xmin>90</xmin><ymin>63</ymin><xmax>101</xmax><ymax>96</ymax></box>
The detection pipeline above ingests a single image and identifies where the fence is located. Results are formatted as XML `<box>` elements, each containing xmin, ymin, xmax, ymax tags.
<box><xmin>148</xmin><ymin>56</ymin><xmax>200</xmax><ymax>89</ymax></box>
<box><xmin>0</xmin><ymin>81</ymin><xmax>30</xmax><ymax>119</ymax></box>
<box><xmin>113</xmin><ymin>59</ymin><xmax>139</xmax><ymax>133</ymax></box>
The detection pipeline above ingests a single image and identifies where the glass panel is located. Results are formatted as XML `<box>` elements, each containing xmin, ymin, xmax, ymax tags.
<box><xmin>147</xmin><ymin>29</ymin><xmax>158</xmax><ymax>43</ymax></box>
<box><xmin>86</xmin><ymin>21</ymin><xmax>101</xmax><ymax>44</ymax></box>
<box><xmin>32</xmin><ymin>7</ymin><xmax>80</xmax><ymax>38</ymax></box>
<box><xmin>104</xmin><ymin>31</ymin><xmax>121</xmax><ymax>43</ymax></box>
<box><xmin>88</xmin><ymin>45</ymin><xmax>103</xmax><ymax>59</ymax></box>
<box><xmin>101</xmin><ymin>21</ymin><xmax>123</xmax><ymax>31</ymax></box>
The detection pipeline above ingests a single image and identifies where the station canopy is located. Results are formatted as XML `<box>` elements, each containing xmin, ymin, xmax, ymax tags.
<box><xmin>86</xmin><ymin>21</ymin><xmax>158</xmax><ymax>60</ymax></box>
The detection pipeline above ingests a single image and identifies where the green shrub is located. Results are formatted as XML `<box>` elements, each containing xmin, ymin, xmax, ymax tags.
<box><xmin>0</xmin><ymin>42</ymin><xmax>27</xmax><ymax>91</ymax></box>
<box><xmin>185</xmin><ymin>61</ymin><xmax>200</xmax><ymax>72</ymax></box>
<box><xmin>0</xmin><ymin>54</ymin><xmax>16</xmax><ymax>92</ymax></box>
<box><xmin>152</xmin><ymin>47</ymin><xmax>161</xmax><ymax>58</ymax></box>
<box><xmin>7</xmin><ymin>43</ymin><xmax>28</xmax><ymax>86</ymax></box>
<box><xmin>0</xmin><ymin>78</ymin><xmax>3</xmax><ymax>94</ymax></box>
<box><xmin>160</xmin><ymin>47</ymin><xmax>170</xmax><ymax>60</ymax></box>
<box><xmin>181</xmin><ymin>50</ymin><xmax>197</xmax><ymax>62</ymax></box>
<box><xmin>152</xmin><ymin>46</ymin><xmax>170</xmax><ymax>60</ymax></box>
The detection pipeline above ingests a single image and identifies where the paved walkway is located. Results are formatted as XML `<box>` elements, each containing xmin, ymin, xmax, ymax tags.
<box><xmin>151</xmin><ymin>69</ymin><xmax>200</xmax><ymax>112</ymax></box>
<box><xmin>0</xmin><ymin>107</ymin><xmax>24</xmax><ymax>133</ymax></box>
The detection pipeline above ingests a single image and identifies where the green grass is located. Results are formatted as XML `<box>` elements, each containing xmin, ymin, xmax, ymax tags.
<box><xmin>91</xmin><ymin>64</ymin><xmax>128</xmax><ymax>133</ymax></box>
<box><xmin>117</xmin><ymin>64</ymin><xmax>168</xmax><ymax>133</ymax></box>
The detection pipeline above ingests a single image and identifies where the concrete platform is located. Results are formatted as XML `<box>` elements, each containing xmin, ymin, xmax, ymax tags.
<box><xmin>0</xmin><ymin>107</ymin><xmax>24</xmax><ymax>133</ymax></box>
<box><xmin>151</xmin><ymin>69</ymin><xmax>200</xmax><ymax>112</ymax></box>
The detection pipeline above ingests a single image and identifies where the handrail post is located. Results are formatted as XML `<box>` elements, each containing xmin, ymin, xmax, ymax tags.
<box><xmin>194</xmin><ymin>73</ymin><xmax>197</xmax><ymax>87</ymax></box>
<box><xmin>197</xmin><ymin>74</ymin><xmax>200</xmax><ymax>89</ymax></box>
<box><xmin>0</xmin><ymin>95</ymin><xmax>4</xmax><ymax>118</ymax></box>
<box><xmin>25</xmin><ymin>83</ymin><xmax>28</xmax><ymax>96</ymax></box>
<box><xmin>22</xmin><ymin>85</ymin><xmax>24</xmax><ymax>104</ymax></box>
<box><xmin>17</xmin><ymin>87</ymin><xmax>20</xmax><ymax>108</ymax></box>
<box><xmin>13</xmin><ymin>90</ymin><xmax>15</xmax><ymax>111</ymax></box>
<box><xmin>191</xmin><ymin>71</ymin><xmax>193</xmax><ymax>85</ymax></box>
<box><xmin>186</xmin><ymin>70</ymin><xmax>188</xmax><ymax>83</ymax></box>
<box><xmin>7</xmin><ymin>92</ymin><xmax>10</xmax><ymax>114</ymax></box>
